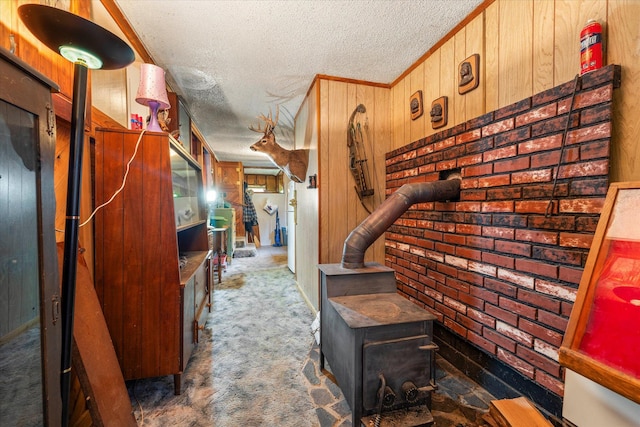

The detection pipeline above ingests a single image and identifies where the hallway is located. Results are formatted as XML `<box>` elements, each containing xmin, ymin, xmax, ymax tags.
<box><xmin>127</xmin><ymin>245</ymin><xmax>495</xmax><ymax>426</ymax></box>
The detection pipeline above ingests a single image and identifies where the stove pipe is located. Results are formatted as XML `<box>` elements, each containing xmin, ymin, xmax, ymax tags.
<box><xmin>341</xmin><ymin>177</ymin><xmax>461</xmax><ymax>269</ymax></box>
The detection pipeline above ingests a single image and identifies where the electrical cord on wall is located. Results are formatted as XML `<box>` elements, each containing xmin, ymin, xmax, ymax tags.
<box><xmin>55</xmin><ymin>129</ymin><xmax>146</xmax><ymax>233</ymax></box>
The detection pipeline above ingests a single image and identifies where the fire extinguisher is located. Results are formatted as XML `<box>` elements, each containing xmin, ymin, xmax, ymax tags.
<box><xmin>580</xmin><ymin>19</ymin><xmax>604</xmax><ymax>75</ymax></box>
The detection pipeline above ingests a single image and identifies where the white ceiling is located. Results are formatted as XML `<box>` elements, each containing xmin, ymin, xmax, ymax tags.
<box><xmin>112</xmin><ymin>0</ymin><xmax>483</xmax><ymax>167</ymax></box>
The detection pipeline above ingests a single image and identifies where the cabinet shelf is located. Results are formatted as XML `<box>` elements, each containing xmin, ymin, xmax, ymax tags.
<box><xmin>177</xmin><ymin>219</ymin><xmax>208</xmax><ymax>233</ymax></box>
<box><xmin>179</xmin><ymin>251</ymin><xmax>209</xmax><ymax>284</ymax></box>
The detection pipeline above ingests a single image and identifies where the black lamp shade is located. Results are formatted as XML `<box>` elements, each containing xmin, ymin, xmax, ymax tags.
<box><xmin>18</xmin><ymin>4</ymin><xmax>134</xmax><ymax>70</ymax></box>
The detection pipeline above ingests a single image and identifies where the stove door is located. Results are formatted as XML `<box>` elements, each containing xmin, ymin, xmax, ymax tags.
<box><xmin>362</xmin><ymin>335</ymin><xmax>433</xmax><ymax>412</ymax></box>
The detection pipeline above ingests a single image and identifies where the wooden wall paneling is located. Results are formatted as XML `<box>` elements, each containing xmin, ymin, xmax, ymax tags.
<box><xmin>608</xmin><ymin>0</ymin><xmax>640</xmax><ymax>181</ymax></box>
<box><xmin>320</xmin><ymin>79</ymin><xmax>330</xmax><ymax>263</ymax></box>
<box><xmin>372</xmin><ymin>86</ymin><xmax>391</xmax><ymax>263</ymax></box>
<box><xmin>211</xmin><ymin>155</ymin><xmax>220</xmax><ymax>187</ymax></box>
<box><xmin>50</xmin><ymin>88</ymin><xmax>70</xmax><ymax>239</ymax></box>
<box><xmin>355</xmin><ymin>83</ymin><xmax>376</xmax><ymax>227</ymax></box>
<box><xmin>355</xmin><ymin>84</ymin><xmax>381</xmax><ymax>264</ymax></box>
<box><xmin>15</xmin><ymin>4</ymin><xmax>43</xmax><ymax>77</ymax></box>
<box><xmin>13</xmin><ymin>1</ymin><xmax>76</xmax><ymax>100</ymax></box>
<box><xmin>78</xmin><ymin>132</ymin><xmax>94</xmax><ymax>277</ymax></box>
<box><xmin>533</xmin><ymin>0</ymin><xmax>555</xmax><ymax>94</ymax></box>
<box><xmin>0</xmin><ymin>2</ymin><xmax>13</xmax><ymax>51</ymax></box>
<box><xmin>439</xmin><ymin>38</ymin><xmax>455</xmax><ymax>131</ymax></box>
<box><xmin>454</xmin><ymin>28</ymin><xmax>467</xmax><ymax>126</ymax></box>
<box><xmin>93</xmin><ymin>124</ymin><xmax>106</xmax><ymax>304</ymax></box>
<box><xmin>53</xmin><ymin>120</ymin><xmax>94</xmax><ymax>271</ymax></box>
<box><xmin>554</xmin><ymin>0</ymin><xmax>581</xmax><ymax>83</ymax></box>
<box><xmin>484</xmin><ymin>2</ymin><xmax>500</xmax><ymax>112</ymax></box>
<box><xmin>392</xmin><ymin>79</ymin><xmax>405</xmax><ymax>150</ymax></box>
<box><xmin>327</xmin><ymin>80</ymin><xmax>350</xmax><ymax>263</ymax></box>
<box><xmin>409</xmin><ymin>62</ymin><xmax>425</xmax><ymax>142</ymax></box>
<box><xmin>216</xmin><ymin>161</ymin><xmax>244</xmax><ymax>236</ymax></box>
<box><xmin>423</xmin><ymin>52</ymin><xmax>440</xmax><ymax>139</ymax></box>
<box><xmin>498</xmin><ymin>0</ymin><xmax>533</xmax><ymax>107</ymax></box>
<box><xmin>403</xmin><ymin>68</ymin><xmax>413</xmax><ymax>143</ymax></box>
<box><xmin>465</xmin><ymin>13</ymin><xmax>485</xmax><ymax>121</ymax></box>
<box><xmin>346</xmin><ymin>83</ymin><xmax>360</xmax><ymax>234</ymax></box>
<box><xmin>554</xmin><ymin>0</ymin><xmax>607</xmax><ymax>85</ymax></box>
<box><xmin>92</xmin><ymin>68</ymin><xmax>128</xmax><ymax>127</ymax></box>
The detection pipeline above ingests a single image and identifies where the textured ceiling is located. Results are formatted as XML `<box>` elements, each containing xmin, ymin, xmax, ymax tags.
<box><xmin>113</xmin><ymin>0</ymin><xmax>483</xmax><ymax>167</ymax></box>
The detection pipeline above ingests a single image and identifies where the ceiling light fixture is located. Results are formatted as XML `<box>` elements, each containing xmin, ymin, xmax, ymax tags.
<box><xmin>18</xmin><ymin>5</ymin><xmax>134</xmax><ymax>426</ymax></box>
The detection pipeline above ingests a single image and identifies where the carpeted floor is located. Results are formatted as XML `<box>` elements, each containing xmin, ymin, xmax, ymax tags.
<box><xmin>127</xmin><ymin>245</ymin><xmax>494</xmax><ymax>426</ymax></box>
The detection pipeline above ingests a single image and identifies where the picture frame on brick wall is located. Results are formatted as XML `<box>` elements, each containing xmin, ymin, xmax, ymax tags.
<box><xmin>559</xmin><ymin>181</ymin><xmax>640</xmax><ymax>405</ymax></box>
<box><xmin>430</xmin><ymin>96</ymin><xmax>447</xmax><ymax>129</ymax></box>
<box><xmin>458</xmin><ymin>53</ymin><xmax>479</xmax><ymax>95</ymax></box>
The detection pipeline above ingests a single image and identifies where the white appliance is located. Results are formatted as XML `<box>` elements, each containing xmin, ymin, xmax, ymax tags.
<box><xmin>287</xmin><ymin>181</ymin><xmax>296</xmax><ymax>273</ymax></box>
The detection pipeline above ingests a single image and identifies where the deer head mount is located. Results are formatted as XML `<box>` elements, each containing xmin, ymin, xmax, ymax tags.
<box><xmin>249</xmin><ymin>107</ymin><xmax>309</xmax><ymax>183</ymax></box>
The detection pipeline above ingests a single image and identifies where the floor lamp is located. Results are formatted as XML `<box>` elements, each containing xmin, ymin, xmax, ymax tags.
<box><xmin>17</xmin><ymin>5</ymin><xmax>134</xmax><ymax>426</ymax></box>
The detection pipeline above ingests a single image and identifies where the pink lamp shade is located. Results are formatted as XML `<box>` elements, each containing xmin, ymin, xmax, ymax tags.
<box><xmin>135</xmin><ymin>63</ymin><xmax>171</xmax><ymax>131</ymax></box>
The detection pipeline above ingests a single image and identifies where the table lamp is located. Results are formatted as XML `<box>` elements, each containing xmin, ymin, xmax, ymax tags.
<box><xmin>136</xmin><ymin>63</ymin><xmax>171</xmax><ymax>131</ymax></box>
<box><xmin>18</xmin><ymin>4</ymin><xmax>134</xmax><ymax>426</ymax></box>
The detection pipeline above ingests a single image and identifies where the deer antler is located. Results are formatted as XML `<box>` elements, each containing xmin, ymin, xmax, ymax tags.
<box><xmin>248</xmin><ymin>106</ymin><xmax>280</xmax><ymax>134</ymax></box>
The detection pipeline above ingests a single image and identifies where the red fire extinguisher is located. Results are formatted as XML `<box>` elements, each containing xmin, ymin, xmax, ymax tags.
<box><xmin>580</xmin><ymin>19</ymin><xmax>604</xmax><ymax>75</ymax></box>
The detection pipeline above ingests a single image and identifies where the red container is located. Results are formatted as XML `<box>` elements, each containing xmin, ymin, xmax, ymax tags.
<box><xmin>580</xmin><ymin>19</ymin><xmax>603</xmax><ymax>75</ymax></box>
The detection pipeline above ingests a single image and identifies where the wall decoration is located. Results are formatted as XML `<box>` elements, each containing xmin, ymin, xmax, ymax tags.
<box><xmin>458</xmin><ymin>53</ymin><xmax>479</xmax><ymax>95</ymax></box>
<box><xmin>249</xmin><ymin>106</ymin><xmax>309</xmax><ymax>183</ymax></box>
<box><xmin>307</xmin><ymin>174</ymin><xmax>317</xmax><ymax>189</ymax></box>
<box><xmin>348</xmin><ymin>104</ymin><xmax>374</xmax><ymax>203</ymax></box>
<box><xmin>410</xmin><ymin>90</ymin><xmax>423</xmax><ymax>120</ymax></box>
<box><xmin>560</xmin><ymin>181</ymin><xmax>640</xmax><ymax>405</ymax></box>
<box><xmin>430</xmin><ymin>96</ymin><xmax>447</xmax><ymax>129</ymax></box>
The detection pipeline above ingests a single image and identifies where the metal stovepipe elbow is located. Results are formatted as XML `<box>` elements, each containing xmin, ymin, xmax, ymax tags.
<box><xmin>341</xmin><ymin>178</ymin><xmax>461</xmax><ymax>269</ymax></box>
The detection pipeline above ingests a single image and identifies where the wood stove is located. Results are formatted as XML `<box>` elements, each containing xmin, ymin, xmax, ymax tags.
<box><xmin>318</xmin><ymin>179</ymin><xmax>460</xmax><ymax>426</ymax></box>
<box><xmin>318</xmin><ymin>263</ymin><xmax>438</xmax><ymax>426</ymax></box>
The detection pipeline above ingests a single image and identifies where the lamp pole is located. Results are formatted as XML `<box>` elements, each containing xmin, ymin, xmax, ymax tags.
<box><xmin>59</xmin><ymin>61</ymin><xmax>89</xmax><ymax>426</ymax></box>
<box><xmin>17</xmin><ymin>5</ymin><xmax>134</xmax><ymax>425</ymax></box>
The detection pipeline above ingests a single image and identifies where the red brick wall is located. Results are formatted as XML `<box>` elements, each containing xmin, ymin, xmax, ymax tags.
<box><xmin>384</xmin><ymin>65</ymin><xmax>620</xmax><ymax>398</ymax></box>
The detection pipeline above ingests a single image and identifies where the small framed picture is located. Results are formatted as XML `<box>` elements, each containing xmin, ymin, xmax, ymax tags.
<box><xmin>430</xmin><ymin>96</ymin><xmax>447</xmax><ymax>129</ymax></box>
<box><xmin>458</xmin><ymin>54</ymin><xmax>480</xmax><ymax>95</ymax></box>
<box><xmin>410</xmin><ymin>90</ymin><xmax>423</xmax><ymax>120</ymax></box>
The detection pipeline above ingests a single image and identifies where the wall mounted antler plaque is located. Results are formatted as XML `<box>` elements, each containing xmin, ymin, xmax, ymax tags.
<box><xmin>410</xmin><ymin>90</ymin><xmax>423</xmax><ymax>120</ymax></box>
<box><xmin>458</xmin><ymin>54</ymin><xmax>479</xmax><ymax>95</ymax></box>
<box><xmin>430</xmin><ymin>96</ymin><xmax>447</xmax><ymax>129</ymax></box>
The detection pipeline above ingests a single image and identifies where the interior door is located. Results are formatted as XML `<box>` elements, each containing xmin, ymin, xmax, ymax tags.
<box><xmin>215</xmin><ymin>161</ymin><xmax>244</xmax><ymax>237</ymax></box>
<box><xmin>287</xmin><ymin>181</ymin><xmax>296</xmax><ymax>273</ymax></box>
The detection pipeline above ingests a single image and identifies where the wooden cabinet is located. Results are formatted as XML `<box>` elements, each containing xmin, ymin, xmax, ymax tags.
<box><xmin>93</xmin><ymin>128</ymin><xmax>211</xmax><ymax>394</ymax></box>
<box><xmin>0</xmin><ymin>47</ymin><xmax>62</xmax><ymax>426</ymax></box>
<box><xmin>166</xmin><ymin>91</ymin><xmax>193</xmax><ymax>154</ymax></box>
